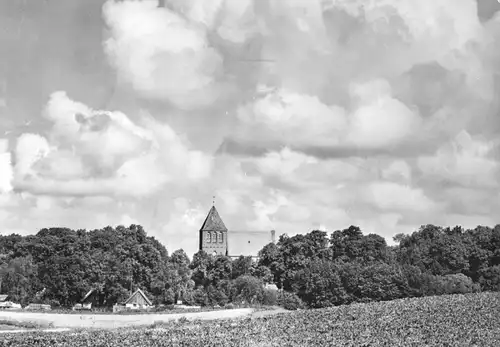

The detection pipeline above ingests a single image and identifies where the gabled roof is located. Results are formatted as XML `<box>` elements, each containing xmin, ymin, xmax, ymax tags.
<box><xmin>124</xmin><ymin>289</ymin><xmax>152</xmax><ymax>306</ymax></box>
<box><xmin>0</xmin><ymin>294</ymin><xmax>8</xmax><ymax>302</ymax></box>
<box><xmin>199</xmin><ymin>206</ymin><xmax>228</xmax><ymax>232</ymax></box>
<box><xmin>81</xmin><ymin>289</ymin><xmax>95</xmax><ymax>303</ymax></box>
<box><xmin>227</xmin><ymin>231</ymin><xmax>274</xmax><ymax>257</ymax></box>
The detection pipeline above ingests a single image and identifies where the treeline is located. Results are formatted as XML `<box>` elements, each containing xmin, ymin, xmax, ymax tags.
<box><xmin>0</xmin><ymin>224</ymin><xmax>499</xmax><ymax>309</ymax></box>
<box><xmin>255</xmin><ymin>225</ymin><xmax>500</xmax><ymax>308</ymax></box>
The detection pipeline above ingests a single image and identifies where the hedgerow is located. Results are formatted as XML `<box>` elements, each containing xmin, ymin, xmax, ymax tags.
<box><xmin>1</xmin><ymin>292</ymin><xmax>499</xmax><ymax>346</ymax></box>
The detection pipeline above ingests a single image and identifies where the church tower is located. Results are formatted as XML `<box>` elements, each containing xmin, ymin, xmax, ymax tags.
<box><xmin>199</xmin><ymin>206</ymin><xmax>228</xmax><ymax>256</ymax></box>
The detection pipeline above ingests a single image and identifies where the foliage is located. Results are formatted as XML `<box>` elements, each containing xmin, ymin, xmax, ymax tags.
<box><xmin>2</xmin><ymin>292</ymin><xmax>499</xmax><ymax>346</ymax></box>
<box><xmin>277</xmin><ymin>291</ymin><xmax>305</xmax><ymax>310</ymax></box>
<box><xmin>0</xmin><ymin>225</ymin><xmax>188</xmax><ymax>308</ymax></box>
<box><xmin>1</xmin><ymin>222</ymin><xmax>499</xmax><ymax>311</ymax></box>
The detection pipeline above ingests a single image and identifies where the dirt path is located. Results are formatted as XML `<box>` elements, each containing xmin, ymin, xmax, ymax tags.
<box><xmin>0</xmin><ymin>328</ymin><xmax>70</xmax><ymax>334</ymax></box>
<box><xmin>0</xmin><ymin>308</ymin><xmax>256</xmax><ymax>329</ymax></box>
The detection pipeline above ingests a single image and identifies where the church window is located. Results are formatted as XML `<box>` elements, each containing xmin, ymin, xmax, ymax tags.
<box><xmin>207</xmin><ymin>232</ymin><xmax>211</xmax><ymax>243</ymax></box>
<box><xmin>220</xmin><ymin>232</ymin><xmax>223</xmax><ymax>243</ymax></box>
<box><xmin>214</xmin><ymin>232</ymin><xmax>218</xmax><ymax>243</ymax></box>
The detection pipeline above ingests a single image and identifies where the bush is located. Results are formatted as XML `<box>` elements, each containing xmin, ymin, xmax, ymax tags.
<box><xmin>181</xmin><ymin>290</ymin><xmax>194</xmax><ymax>306</ymax></box>
<box><xmin>440</xmin><ymin>274</ymin><xmax>480</xmax><ymax>294</ymax></box>
<box><xmin>231</xmin><ymin>275</ymin><xmax>264</xmax><ymax>305</ymax></box>
<box><xmin>420</xmin><ymin>273</ymin><xmax>480</xmax><ymax>296</ymax></box>
<box><xmin>164</xmin><ymin>288</ymin><xmax>175</xmax><ymax>305</ymax></box>
<box><xmin>207</xmin><ymin>285</ymin><xmax>229</xmax><ymax>307</ymax></box>
<box><xmin>192</xmin><ymin>288</ymin><xmax>208</xmax><ymax>306</ymax></box>
<box><xmin>478</xmin><ymin>265</ymin><xmax>500</xmax><ymax>291</ymax></box>
<box><xmin>278</xmin><ymin>291</ymin><xmax>305</xmax><ymax>311</ymax></box>
<box><xmin>262</xmin><ymin>288</ymin><xmax>278</xmax><ymax>306</ymax></box>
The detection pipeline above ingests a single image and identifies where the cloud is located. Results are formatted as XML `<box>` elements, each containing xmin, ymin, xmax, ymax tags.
<box><xmin>364</xmin><ymin>181</ymin><xmax>437</xmax><ymax>213</ymax></box>
<box><xmin>0</xmin><ymin>138</ymin><xmax>13</xmax><ymax>194</ymax></box>
<box><xmin>102</xmin><ymin>0</ymin><xmax>227</xmax><ymax>110</ymax></box>
<box><xmin>2</xmin><ymin>0</ymin><xmax>500</xmax><ymax>252</ymax></box>
<box><xmin>417</xmin><ymin>130</ymin><xmax>500</xmax><ymax>188</ymax></box>
<box><xmin>13</xmin><ymin>91</ymin><xmax>212</xmax><ymax>197</ymax></box>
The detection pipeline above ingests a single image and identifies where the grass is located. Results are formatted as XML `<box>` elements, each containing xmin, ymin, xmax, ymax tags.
<box><xmin>0</xmin><ymin>319</ymin><xmax>54</xmax><ymax>330</ymax></box>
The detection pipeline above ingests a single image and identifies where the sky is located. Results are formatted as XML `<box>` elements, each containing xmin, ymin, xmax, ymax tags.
<box><xmin>1</xmin><ymin>0</ymin><xmax>500</xmax><ymax>256</ymax></box>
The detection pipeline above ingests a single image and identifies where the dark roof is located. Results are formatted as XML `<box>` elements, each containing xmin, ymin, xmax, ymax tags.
<box><xmin>200</xmin><ymin>206</ymin><xmax>228</xmax><ymax>232</ymax></box>
<box><xmin>81</xmin><ymin>289</ymin><xmax>95</xmax><ymax>303</ymax></box>
<box><xmin>124</xmin><ymin>289</ymin><xmax>152</xmax><ymax>306</ymax></box>
<box><xmin>228</xmin><ymin>231</ymin><xmax>274</xmax><ymax>257</ymax></box>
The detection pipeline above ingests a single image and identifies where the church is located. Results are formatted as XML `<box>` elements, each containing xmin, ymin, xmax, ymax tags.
<box><xmin>199</xmin><ymin>205</ymin><xmax>276</xmax><ymax>259</ymax></box>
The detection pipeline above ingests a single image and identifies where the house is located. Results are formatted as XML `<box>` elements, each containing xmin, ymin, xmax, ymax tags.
<box><xmin>199</xmin><ymin>205</ymin><xmax>276</xmax><ymax>259</ymax></box>
<box><xmin>0</xmin><ymin>294</ymin><xmax>22</xmax><ymax>309</ymax></box>
<box><xmin>124</xmin><ymin>289</ymin><xmax>152</xmax><ymax>310</ymax></box>
<box><xmin>73</xmin><ymin>289</ymin><xmax>96</xmax><ymax>311</ymax></box>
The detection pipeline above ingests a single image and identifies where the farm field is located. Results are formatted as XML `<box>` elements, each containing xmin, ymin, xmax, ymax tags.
<box><xmin>0</xmin><ymin>292</ymin><xmax>499</xmax><ymax>346</ymax></box>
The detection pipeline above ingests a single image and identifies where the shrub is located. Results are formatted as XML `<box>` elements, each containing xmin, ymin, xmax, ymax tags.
<box><xmin>231</xmin><ymin>275</ymin><xmax>264</xmax><ymax>305</ymax></box>
<box><xmin>478</xmin><ymin>265</ymin><xmax>500</xmax><ymax>291</ymax></box>
<box><xmin>192</xmin><ymin>288</ymin><xmax>208</xmax><ymax>306</ymax></box>
<box><xmin>262</xmin><ymin>288</ymin><xmax>277</xmax><ymax>306</ymax></box>
<box><xmin>206</xmin><ymin>285</ymin><xmax>229</xmax><ymax>307</ymax></box>
<box><xmin>278</xmin><ymin>291</ymin><xmax>305</xmax><ymax>311</ymax></box>
<box><xmin>164</xmin><ymin>288</ymin><xmax>175</xmax><ymax>305</ymax></box>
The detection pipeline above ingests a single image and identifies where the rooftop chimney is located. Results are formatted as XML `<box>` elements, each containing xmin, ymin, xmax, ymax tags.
<box><xmin>271</xmin><ymin>230</ymin><xmax>276</xmax><ymax>243</ymax></box>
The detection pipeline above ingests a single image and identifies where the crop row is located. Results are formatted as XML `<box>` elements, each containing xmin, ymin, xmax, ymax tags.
<box><xmin>1</xmin><ymin>292</ymin><xmax>499</xmax><ymax>347</ymax></box>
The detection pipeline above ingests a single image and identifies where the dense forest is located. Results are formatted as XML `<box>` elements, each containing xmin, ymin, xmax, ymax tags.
<box><xmin>0</xmin><ymin>224</ymin><xmax>499</xmax><ymax>310</ymax></box>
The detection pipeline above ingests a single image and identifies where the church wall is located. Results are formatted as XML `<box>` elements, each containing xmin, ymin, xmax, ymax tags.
<box><xmin>201</xmin><ymin>230</ymin><xmax>228</xmax><ymax>256</ymax></box>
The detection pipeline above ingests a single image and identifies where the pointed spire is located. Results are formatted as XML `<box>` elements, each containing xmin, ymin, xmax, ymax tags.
<box><xmin>200</xmin><ymin>205</ymin><xmax>227</xmax><ymax>232</ymax></box>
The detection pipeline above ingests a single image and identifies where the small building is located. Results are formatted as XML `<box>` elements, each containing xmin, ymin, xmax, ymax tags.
<box><xmin>124</xmin><ymin>289</ymin><xmax>152</xmax><ymax>310</ymax></box>
<box><xmin>0</xmin><ymin>294</ymin><xmax>22</xmax><ymax>310</ymax></box>
<box><xmin>73</xmin><ymin>289</ymin><xmax>96</xmax><ymax>311</ymax></box>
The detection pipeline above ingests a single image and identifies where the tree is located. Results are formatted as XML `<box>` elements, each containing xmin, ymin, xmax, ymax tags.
<box><xmin>294</xmin><ymin>260</ymin><xmax>346</xmax><ymax>308</ymax></box>
<box><xmin>232</xmin><ymin>256</ymin><xmax>253</xmax><ymax>279</ymax></box>
<box><xmin>231</xmin><ymin>276</ymin><xmax>264</xmax><ymax>305</ymax></box>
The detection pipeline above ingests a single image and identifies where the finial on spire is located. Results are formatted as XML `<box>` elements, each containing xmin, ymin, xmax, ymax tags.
<box><xmin>212</xmin><ymin>195</ymin><xmax>215</xmax><ymax>206</ymax></box>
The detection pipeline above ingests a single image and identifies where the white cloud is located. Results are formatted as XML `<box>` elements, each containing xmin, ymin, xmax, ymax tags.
<box><xmin>382</xmin><ymin>160</ymin><xmax>412</xmax><ymax>183</ymax></box>
<box><xmin>103</xmin><ymin>0</ymin><xmax>225</xmax><ymax>110</ymax></box>
<box><xmin>235</xmin><ymin>87</ymin><xmax>347</xmax><ymax>147</ymax></box>
<box><xmin>417</xmin><ymin>130</ymin><xmax>499</xmax><ymax>188</ymax></box>
<box><xmin>2</xmin><ymin>0</ymin><xmax>499</xmax><ymax>255</ymax></box>
<box><xmin>346</xmin><ymin>79</ymin><xmax>422</xmax><ymax>148</ymax></box>
<box><xmin>13</xmin><ymin>92</ymin><xmax>212</xmax><ymax>197</ymax></box>
<box><xmin>232</xmin><ymin>79</ymin><xmax>422</xmax><ymax>151</ymax></box>
<box><xmin>0</xmin><ymin>139</ymin><xmax>13</xmax><ymax>194</ymax></box>
<box><xmin>365</xmin><ymin>181</ymin><xmax>437</xmax><ymax>212</ymax></box>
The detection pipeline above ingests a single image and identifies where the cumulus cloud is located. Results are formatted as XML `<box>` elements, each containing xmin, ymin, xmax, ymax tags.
<box><xmin>13</xmin><ymin>91</ymin><xmax>212</xmax><ymax>197</ymax></box>
<box><xmin>417</xmin><ymin>130</ymin><xmax>500</xmax><ymax>188</ymax></box>
<box><xmin>103</xmin><ymin>0</ymin><xmax>228</xmax><ymax>110</ymax></box>
<box><xmin>221</xmin><ymin>0</ymin><xmax>495</xmax><ymax>157</ymax></box>
<box><xmin>364</xmin><ymin>181</ymin><xmax>437</xmax><ymax>213</ymax></box>
<box><xmin>0</xmin><ymin>139</ymin><xmax>13</xmax><ymax>193</ymax></box>
<box><xmin>2</xmin><ymin>0</ymin><xmax>500</xmax><ymax>249</ymax></box>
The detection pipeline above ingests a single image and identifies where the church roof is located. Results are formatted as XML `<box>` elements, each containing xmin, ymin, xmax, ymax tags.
<box><xmin>228</xmin><ymin>231</ymin><xmax>274</xmax><ymax>257</ymax></box>
<box><xmin>200</xmin><ymin>206</ymin><xmax>228</xmax><ymax>232</ymax></box>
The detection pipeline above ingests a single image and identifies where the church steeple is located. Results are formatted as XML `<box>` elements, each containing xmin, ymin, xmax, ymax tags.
<box><xmin>199</xmin><ymin>206</ymin><xmax>228</xmax><ymax>232</ymax></box>
<box><xmin>199</xmin><ymin>205</ymin><xmax>228</xmax><ymax>255</ymax></box>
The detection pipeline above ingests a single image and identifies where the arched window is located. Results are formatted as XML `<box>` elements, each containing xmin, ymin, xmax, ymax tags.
<box><xmin>214</xmin><ymin>231</ymin><xmax>218</xmax><ymax>243</ymax></box>
<box><xmin>220</xmin><ymin>232</ymin><xmax>224</xmax><ymax>243</ymax></box>
<box><xmin>207</xmin><ymin>231</ymin><xmax>211</xmax><ymax>243</ymax></box>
